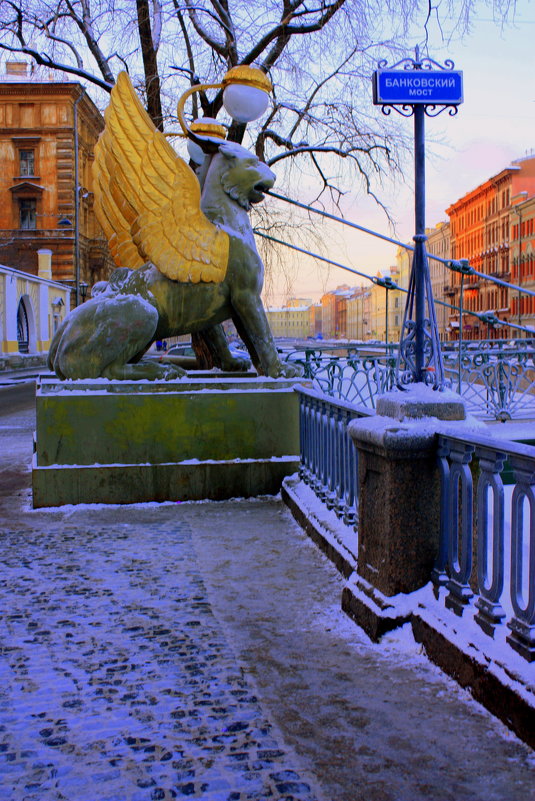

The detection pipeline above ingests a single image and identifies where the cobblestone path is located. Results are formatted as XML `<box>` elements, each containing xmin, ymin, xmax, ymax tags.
<box><xmin>0</xmin><ymin>511</ymin><xmax>322</xmax><ymax>801</ymax></box>
<box><xmin>0</xmin><ymin>390</ymin><xmax>534</xmax><ymax>801</ymax></box>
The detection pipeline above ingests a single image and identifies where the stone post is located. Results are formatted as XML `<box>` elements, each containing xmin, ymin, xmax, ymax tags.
<box><xmin>342</xmin><ymin>384</ymin><xmax>468</xmax><ymax>640</ymax></box>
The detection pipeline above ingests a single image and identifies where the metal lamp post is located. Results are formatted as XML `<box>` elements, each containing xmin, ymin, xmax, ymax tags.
<box><xmin>373</xmin><ymin>48</ymin><xmax>463</xmax><ymax>389</ymax></box>
<box><xmin>372</xmin><ymin>274</ymin><xmax>398</xmax><ymax>350</ymax></box>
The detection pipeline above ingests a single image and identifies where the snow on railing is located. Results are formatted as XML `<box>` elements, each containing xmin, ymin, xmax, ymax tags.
<box><xmin>434</xmin><ymin>431</ymin><xmax>534</xmax><ymax>662</ymax></box>
<box><xmin>296</xmin><ymin>386</ymin><xmax>534</xmax><ymax>662</ymax></box>
<box><xmin>296</xmin><ymin>385</ymin><xmax>371</xmax><ymax>529</ymax></box>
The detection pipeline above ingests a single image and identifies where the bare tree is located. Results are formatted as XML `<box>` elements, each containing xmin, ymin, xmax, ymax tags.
<box><xmin>0</xmin><ymin>0</ymin><xmax>517</xmax><ymax>236</ymax></box>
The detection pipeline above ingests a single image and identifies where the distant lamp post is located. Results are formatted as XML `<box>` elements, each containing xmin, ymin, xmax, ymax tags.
<box><xmin>176</xmin><ymin>65</ymin><xmax>273</xmax><ymax>157</ymax></box>
<box><xmin>372</xmin><ymin>274</ymin><xmax>398</xmax><ymax>351</ymax></box>
<box><xmin>80</xmin><ymin>281</ymin><xmax>89</xmax><ymax>302</ymax></box>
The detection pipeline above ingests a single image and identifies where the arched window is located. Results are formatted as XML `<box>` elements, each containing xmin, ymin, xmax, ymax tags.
<box><xmin>17</xmin><ymin>298</ymin><xmax>29</xmax><ymax>353</ymax></box>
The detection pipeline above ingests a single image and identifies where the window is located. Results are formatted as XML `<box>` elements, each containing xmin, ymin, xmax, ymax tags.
<box><xmin>19</xmin><ymin>149</ymin><xmax>35</xmax><ymax>176</ymax></box>
<box><xmin>19</xmin><ymin>198</ymin><xmax>36</xmax><ymax>229</ymax></box>
<box><xmin>17</xmin><ymin>299</ymin><xmax>29</xmax><ymax>353</ymax></box>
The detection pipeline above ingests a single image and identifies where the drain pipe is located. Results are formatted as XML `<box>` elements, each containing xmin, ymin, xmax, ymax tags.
<box><xmin>73</xmin><ymin>89</ymin><xmax>83</xmax><ymax>306</ymax></box>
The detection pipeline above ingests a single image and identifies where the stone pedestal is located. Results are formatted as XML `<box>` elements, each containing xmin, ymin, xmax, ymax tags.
<box><xmin>33</xmin><ymin>375</ymin><xmax>303</xmax><ymax>507</ymax></box>
<box><xmin>342</xmin><ymin>384</ymin><xmax>468</xmax><ymax>639</ymax></box>
<box><xmin>348</xmin><ymin>418</ymin><xmax>441</xmax><ymax>595</ymax></box>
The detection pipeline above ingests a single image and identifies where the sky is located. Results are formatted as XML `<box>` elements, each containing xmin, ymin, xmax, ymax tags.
<box><xmin>264</xmin><ymin>0</ymin><xmax>535</xmax><ymax>306</ymax></box>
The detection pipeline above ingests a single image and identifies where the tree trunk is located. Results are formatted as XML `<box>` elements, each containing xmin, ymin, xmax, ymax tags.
<box><xmin>136</xmin><ymin>0</ymin><xmax>164</xmax><ymax>131</ymax></box>
<box><xmin>191</xmin><ymin>331</ymin><xmax>215</xmax><ymax>369</ymax></box>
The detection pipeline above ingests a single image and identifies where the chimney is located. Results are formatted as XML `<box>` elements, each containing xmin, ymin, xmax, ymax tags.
<box><xmin>5</xmin><ymin>62</ymin><xmax>29</xmax><ymax>77</ymax></box>
<box><xmin>37</xmin><ymin>249</ymin><xmax>53</xmax><ymax>280</ymax></box>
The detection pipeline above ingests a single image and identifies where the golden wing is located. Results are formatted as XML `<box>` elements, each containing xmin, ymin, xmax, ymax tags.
<box><xmin>93</xmin><ymin>71</ymin><xmax>229</xmax><ymax>283</ymax></box>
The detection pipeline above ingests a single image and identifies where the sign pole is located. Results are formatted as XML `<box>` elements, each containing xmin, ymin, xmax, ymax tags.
<box><xmin>414</xmin><ymin>101</ymin><xmax>426</xmax><ymax>381</ymax></box>
<box><xmin>373</xmin><ymin>50</ymin><xmax>463</xmax><ymax>389</ymax></box>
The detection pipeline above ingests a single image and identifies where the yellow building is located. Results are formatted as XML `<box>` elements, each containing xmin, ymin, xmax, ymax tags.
<box><xmin>266</xmin><ymin>302</ymin><xmax>312</xmax><ymax>338</ymax></box>
<box><xmin>346</xmin><ymin>287</ymin><xmax>369</xmax><ymax>340</ymax></box>
<box><xmin>426</xmin><ymin>222</ymin><xmax>451</xmax><ymax>339</ymax></box>
<box><xmin>1</xmin><ymin>250</ymin><xmax>71</xmax><ymax>353</ymax></box>
<box><xmin>369</xmin><ymin>272</ymin><xmax>386</xmax><ymax>341</ymax></box>
<box><xmin>367</xmin><ymin>254</ymin><xmax>412</xmax><ymax>344</ymax></box>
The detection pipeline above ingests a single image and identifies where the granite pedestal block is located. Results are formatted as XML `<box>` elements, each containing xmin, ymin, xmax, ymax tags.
<box><xmin>32</xmin><ymin>375</ymin><xmax>303</xmax><ymax>507</ymax></box>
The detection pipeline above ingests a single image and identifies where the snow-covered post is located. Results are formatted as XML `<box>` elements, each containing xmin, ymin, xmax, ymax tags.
<box><xmin>342</xmin><ymin>384</ymin><xmax>468</xmax><ymax>640</ymax></box>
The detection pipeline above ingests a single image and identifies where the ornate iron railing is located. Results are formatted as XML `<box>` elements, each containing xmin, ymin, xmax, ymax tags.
<box><xmin>282</xmin><ymin>340</ymin><xmax>535</xmax><ymax>420</ymax></box>
<box><xmin>442</xmin><ymin>340</ymin><xmax>535</xmax><ymax>421</ymax></box>
<box><xmin>435</xmin><ymin>432</ymin><xmax>535</xmax><ymax>662</ymax></box>
<box><xmin>297</xmin><ymin>385</ymin><xmax>371</xmax><ymax>529</ymax></box>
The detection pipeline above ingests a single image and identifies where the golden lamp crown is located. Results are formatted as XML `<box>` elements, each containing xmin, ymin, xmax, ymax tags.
<box><xmin>221</xmin><ymin>66</ymin><xmax>273</xmax><ymax>95</ymax></box>
<box><xmin>189</xmin><ymin>120</ymin><xmax>227</xmax><ymax>139</ymax></box>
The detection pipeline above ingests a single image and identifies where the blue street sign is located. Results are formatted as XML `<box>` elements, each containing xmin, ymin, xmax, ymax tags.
<box><xmin>373</xmin><ymin>69</ymin><xmax>463</xmax><ymax>106</ymax></box>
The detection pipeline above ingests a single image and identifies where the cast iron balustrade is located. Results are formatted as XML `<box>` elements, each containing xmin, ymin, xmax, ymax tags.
<box><xmin>442</xmin><ymin>340</ymin><xmax>535</xmax><ymax>420</ymax></box>
<box><xmin>296</xmin><ymin>384</ymin><xmax>534</xmax><ymax>662</ymax></box>
<box><xmin>296</xmin><ymin>386</ymin><xmax>371</xmax><ymax>529</ymax></box>
<box><xmin>283</xmin><ymin>339</ymin><xmax>535</xmax><ymax>421</ymax></box>
<box><xmin>436</xmin><ymin>431</ymin><xmax>535</xmax><ymax>661</ymax></box>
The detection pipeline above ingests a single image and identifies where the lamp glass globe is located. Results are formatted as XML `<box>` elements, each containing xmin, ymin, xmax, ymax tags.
<box><xmin>223</xmin><ymin>84</ymin><xmax>269</xmax><ymax>123</ymax></box>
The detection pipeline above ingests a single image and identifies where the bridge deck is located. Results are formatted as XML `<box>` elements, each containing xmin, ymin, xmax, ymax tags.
<box><xmin>0</xmin><ymin>384</ymin><xmax>533</xmax><ymax>800</ymax></box>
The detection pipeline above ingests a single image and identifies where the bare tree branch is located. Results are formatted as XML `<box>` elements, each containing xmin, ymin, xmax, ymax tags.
<box><xmin>41</xmin><ymin>21</ymin><xmax>85</xmax><ymax>69</ymax></box>
<box><xmin>0</xmin><ymin>40</ymin><xmax>114</xmax><ymax>90</ymax></box>
<box><xmin>0</xmin><ymin>0</ymin><xmax>512</xmax><ymax>232</ymax></box>
<box><xmin>64</xmin><ymin>0</ymin><xmax>115</xmax><ymax>83</ymax></box>
<box><xmin>152</xmin><ymin>0</ymin><xmax>162</xmax><ymax>51</ymax></box>
<box><xmin>183</xmin><ymin>0</ymin><xmax>229</xmax><ymax>57</ymax></box>
<box><xmin>241</xmin><ymin>0</ymin><xmax>348</xmax><ymax>67</ymax></box>
<box><xmin>172</xmin><ymin>1</ymin><xmax>200</xmax><ymax>117</ymax></box>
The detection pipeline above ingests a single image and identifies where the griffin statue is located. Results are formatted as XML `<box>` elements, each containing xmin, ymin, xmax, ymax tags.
<box><xmin>48</xmin><ymin>71</ymin><xmax>301</xmax><ymax>381</ymax></box>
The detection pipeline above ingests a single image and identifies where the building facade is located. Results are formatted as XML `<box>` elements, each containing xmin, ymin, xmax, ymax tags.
<box><xmin>320</xmin><ymin>285</ymin><xmax>353</xmax><ymax>339</ymax></box>
<box><xmin>0</xmin><ymin>62</ymin><xmax>113</xmax><ymax>297</ymax></box>
<box><xmin>1</xmin><ymin>252</ymin><xmax>71</xmax><ymax>353</ymax></box>
<box><xmin>509</xmin><ymin>194</ymin><xmax>535</xmax><ymax>335</ymax></box>
<box><xmin>266</xmin><ymin>301</ymin><xmax>312</xmax><ymax>338</ymax></box>
<box><xmin>346</xmin><ymin>287</ymin><xmax>369</xmax><ymax>340</ymax></box>
<box><xmin>426</xmin><ymin>221</ymin><xmax>451</xmax><ymax>339</ymax></box>
<box><xmin>309</xmin><ymin>303</ymin><xmax>322</xmax><ymax>338</ymax></box>
<box><xmin>446</xmin><ymin>155</ymin><xmax>535</xmax><ymax>339</ymax></box>
<box><xmin>320</xmin><ymin>289</ymin><xmax>337</xmax><ymax>339</ymax></box>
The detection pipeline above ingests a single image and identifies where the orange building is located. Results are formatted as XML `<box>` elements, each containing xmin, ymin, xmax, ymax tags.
<box><xmin>509</xmin><ymin>194</ymin><xmax>535</xmax><ymax>335</ymax></box>
<box><xmin>0</xmin><ymin>62</ymin><xmax>113</xmax><ymax>298</ymax></box>
<box><xmin>320</xmin><ymin>285</ymin><xmax>353</xmax><ymax>339</ymax></box>
<box><xmin>446</xmin><ymin>155</ymin><xmax>535</xmax><ymax>339</ymax></box>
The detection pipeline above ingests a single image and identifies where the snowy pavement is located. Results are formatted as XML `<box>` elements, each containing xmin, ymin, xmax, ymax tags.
<box><xmin>0</xmin><ymin>391</ymin><xmax>534</xmax><ymax>801</ymax></box>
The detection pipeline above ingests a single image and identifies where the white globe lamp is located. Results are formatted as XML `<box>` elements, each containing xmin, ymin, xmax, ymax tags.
<box><xmin>222</xmin><ymin>66</ymin><xmax>272</xmax><ymax>124</ymax></box>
